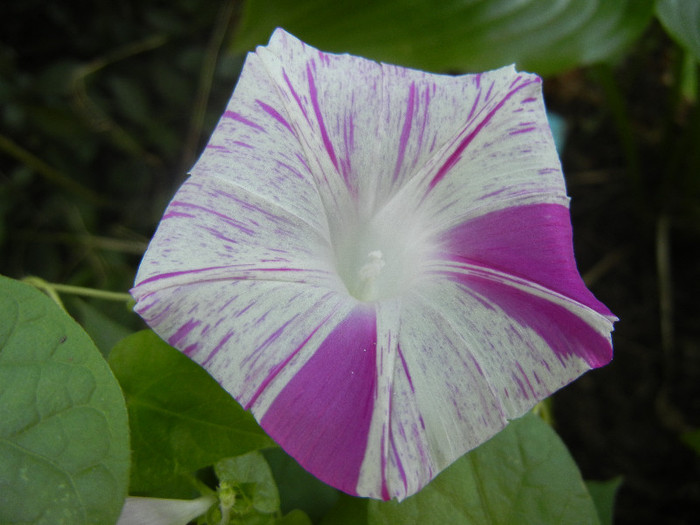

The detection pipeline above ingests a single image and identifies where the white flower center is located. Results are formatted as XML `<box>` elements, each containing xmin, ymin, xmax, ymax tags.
<box><xmin>333</xmin><ymin>204</ymin><xmax>432</xmax><ymax>303</ymax></box>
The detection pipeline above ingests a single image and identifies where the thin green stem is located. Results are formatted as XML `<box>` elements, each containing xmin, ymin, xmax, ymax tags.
<box><xmin>23</xmin><ymin>276</ymin><xmax>132</xmax><ymax>303</ymax></box>
<box><xmin>22</xmin><ymin>277</ymin><xmax>67</xmax><ymax>311</ymax></box>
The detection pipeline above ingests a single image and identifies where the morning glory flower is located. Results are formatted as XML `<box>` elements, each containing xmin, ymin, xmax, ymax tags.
<box><xmin>132</xmin><ymin>28</ymin><xmax>616</xmax><ymax>501</ymax></box>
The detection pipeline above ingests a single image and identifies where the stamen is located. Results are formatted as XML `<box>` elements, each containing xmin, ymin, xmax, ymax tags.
<box><xmin>358</xmin><ymin>250</ymin><xmax>385</xmax><ymax>281</ymax></box>
<box><xmin>356</xmin><ymin>250</ymin><xmax>385</xmax><ymax>301</ymax></box>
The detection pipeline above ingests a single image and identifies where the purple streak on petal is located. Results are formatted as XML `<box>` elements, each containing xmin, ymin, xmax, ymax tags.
<box><xmin>390</xmin><ymin>432</ymin><xmax>408</xmax><ymax>494</ymax></box>
<box><xmin>244</xmin><ymin>310</ymin><xmax>335</xmax><ymax>410</ymax></box>
<box><xmin>516</xmin><ymin>362</ymin><xmax>536</xmax><ymax>397</ymax></box>
<box><xmin>522</xmin><ymin>97</ymin><xmax>538</xmax><ymax>103</ymax></box>
<box><xmin>276</xmin><ymin>160</ymin><xmax>306</xmax><ymax>180</ymax></box>
<box><xmin>184</xmin><ymin>342</ymin><xmax>199</xmax><ymax>355</ymax></box>
<box><xmin>169</xmin><ymin>201</ymin><xmax>256</xmax><ymax>235</ymax></box>
<box><xmin>454</xmin><ymin>274</ymin><xmax>612</xmax><ymax>367</ymax></box>
<box><xmin>233</xmin><ymin>141</ymin><xmax>253</xmax><ymax>148</ymax></box>
<box><xmin>396</xmin><ymin>344</ymin><xmax>414</xmax><ymax>393</ymax></box>
<box><xmin>260</xmin><ymin>305</ymin><xmax>377</xmax><ymax>497</ymax></box>
<box><xmin>392</xmin><ymin>82</ymin><xmax>416</xmax><ymax>183</ymax></box>
<box><xmin>202</xmin><ymin>331</ymin><xmax>235</xmax><ymax>366</ymax></box>
<box><xmin>137</xmin><ymin>266</ymin><xmax>232</xmax><ymax>286</ymax></box>
<box><xmin>441</xmin><ymin>203</ymin><xmax>613</xmax><ymax>316</ymax></box>
<box><xmin>380</xmin><ymin>425</ymin><xmax>390</xmax><ymax>500</ymax></box>
<box><xmin>466</xmin><ymin>89</ymin><xmax>481</xmax><ymax>122</ymax></box>
<box><xmin>223</xmin><ymin>110</ymin><xmax>265</xmax><ymax>133</ymax></box>
<box><xmin>282</xmin><ymin>69</ymin><xmax>310</xmax><ymax>124</ymax></box>
<box><xmin>163</xmin><ymin>211</ymin><xmax>195</xmax><ymax>220</ymax></box>
<box><xmin>256</xmin><ymin>99</ymin><xmax>294</xmax><ymax>133</ymax></box>
<box><xmin>508</xmin><ymin>126</ymin><xmax>536</xmax><ymax>135</ymax></box>
<box><xmin>307</xmin><ymin>63</ymin><xmax>339</xmax><ymax>171</ymax></box>
<box><xmin>415</xmin><ymin>86</ymin><xmax>429</xmax><ymax>155</ymax></box>
<box><xmin>318</xmin><ymin>51</ymin><xmax>331</xmax><ymax>66</ymax></box>
<box><xmin>427</xmin><ymin>78</ymin><xmax>539</xmax><ymax>191</ymax></box>
<box><xmin>169</xmin><ymin>319</ymin><xmax>201</xmax><ymax>346</ymax></box>
<box><xmin>295</xmin><ymin>153</ymin><xmax>311</xmax><ymax>173</ymax></box>
<box><xmin>206</xmin><ymin>144</ymin><xmax>229</xmax><ymax>152</ymax></box>
<box><xmin>484</xmin><ymin>81</ymin><xmax>495</xmax><ymax>102</ymax></box>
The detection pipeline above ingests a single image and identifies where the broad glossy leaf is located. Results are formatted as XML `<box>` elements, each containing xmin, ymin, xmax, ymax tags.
<box><xmin>232</xmin><ymin>0</ymin><xmax>653</xmax><ymax>75</ymax></box>
<box><xmin>657</xmin><ymin>0</ymin><xmax>700</xmax><ymax>61</ymax></box>
<box><xmin>0</xmin><ymin>275</ymin><xmax>129</xmax><ymax>524</ymax></box>
<box><xmin>367</xmin><ymin>413</ymin><xmax>600</xmax><ymax>525</ymax></box>
<box><xmin>108</xmin><ymin>330</ymin><xmax>274</xmax><ymax>494</ymax></box>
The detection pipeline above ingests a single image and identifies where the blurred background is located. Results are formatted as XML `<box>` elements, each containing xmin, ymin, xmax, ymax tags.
<box><xmin>1</xmin><ymin>1</ymin><xmax>698</xmax><ymax>523</ymax></box>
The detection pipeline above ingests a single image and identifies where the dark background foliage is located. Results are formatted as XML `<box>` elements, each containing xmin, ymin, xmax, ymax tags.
<box><xmin>1</xmin><ymin>1</ymin><xmax>698</xmax><ymax>523</ymax></box>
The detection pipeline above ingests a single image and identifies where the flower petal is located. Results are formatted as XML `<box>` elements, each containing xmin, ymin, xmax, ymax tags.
<box><xmin>134</xmin><ymin>278</ymin><xmax>357</xmax><ymax>413</ymax></box>
<box><xmin>355</xmin><ymin>271</ymin><xmax>613</xmax><ymax>500</ymax></box>
<box><xmin>117</xmin><ymin>495</ymin><xmax>215</xmax><ymax>525</ymax></box>
<box><xmin>438</xmin><ymin>202</ymin><xmax>615</xmax><ymax>317</ymax></box>
<box><xmin>260</xmin><ymin>305</ymin><xmax>378</xmax><ymax>497</ymax></box>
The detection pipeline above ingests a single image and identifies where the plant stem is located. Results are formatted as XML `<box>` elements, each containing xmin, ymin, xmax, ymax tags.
<box><xmin>23</xmin><ymin>276</ymin><xmax>132</xmax><ymax>304</ymax></box>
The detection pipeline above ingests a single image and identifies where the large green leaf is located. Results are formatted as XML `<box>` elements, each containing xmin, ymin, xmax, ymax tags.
<box><xmin>0</xmin><ymin>275</ymin><xmax>130</xmax><ymax>524</ymax></box>
<box><xmin>656</xmin><ymin>0</ymin><xmax>700</xmax><ymax>61</ymax></box>
<box><xmin>108</xmin><ymin>330</ymin><xmax>275</xmax><ymax>494</ymax></box>
<box><xmin>367</xmin><ymin>413</ymin><xmax>599</xmax><ymax>525</ymax></box>
<box><xmin>232</xmin><ymin>0</ymin><xmax>654</xmax><ymax>75</ymax></box>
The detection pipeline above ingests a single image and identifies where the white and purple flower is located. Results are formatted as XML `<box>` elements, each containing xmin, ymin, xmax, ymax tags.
<box><xmin>132</xmin><ymin>29</ymin><xmax>616</xmax><ymax>501</ymax></box>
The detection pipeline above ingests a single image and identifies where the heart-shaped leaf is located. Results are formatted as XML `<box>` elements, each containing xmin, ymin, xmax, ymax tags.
<box><xmin>0</xmin><ymin>275</ymin><xmax>130</xmax><ymax>524</ymax></box>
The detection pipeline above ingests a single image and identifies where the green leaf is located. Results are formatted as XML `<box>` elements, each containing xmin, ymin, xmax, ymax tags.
<box><xmin>70</xmin><ymin>298</ymin><xmax>132</xmax><ymax>357</ymax></box>
<box><xmin>215</xmin><ymin>452</ymin><xmax>280</xmax><ymax>514</ymax></box>
<box><xmin>108</xmin><ymin>330</ymin><xmax>275</xmax><ymax>495</ymax></box>
<box><xmin>586</xmin><ymin>477</ymin><xmax>623</xmax><ymax>525</ymax></box>
<box><xmin>232</xmin><ymin>0</ymin><xmax>654</xmax><ymax>75</ymax></box>
<box><xmin>0</xmin><ymin>275</ymin><xmax>130</xmax><ymax>524</ymax></box>
<box><xmin>264</xmin><ymin>447</ymin><xmax>340</xmax><ymax>522</ymax></box>
<box><xmin>320</xmin><ymin>494</ymin><xmax>368</xmax><ymax>525</ymax></box>
<box><xmin>277</xmin><ymin>509</ymin><xmax>313</xmax><ymax>525</ymax></box>
<box><xmin>367</xmin><ymin>413</ymin><xmax>599</xmax><ymax>525</ymax></box>
<box><xmin>656</xmin><ymin>0</ymin><xmax>700</xmax><ymax>62</ymax></box>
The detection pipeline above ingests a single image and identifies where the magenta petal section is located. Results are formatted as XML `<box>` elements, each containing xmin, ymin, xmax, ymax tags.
<box><xmin>457</xmin><ymin>274</ymin><xmax>612</xmax><ymax>368</ymax></box>
<box><xmin>441</xmin><ymin>203</ymin><xmax>614</xmax><ymax>317</ymax></box>
<box><xmin>260</xmin><ymin>305</ymin><xmax>378</xmax><ymax>496</ymax></box>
